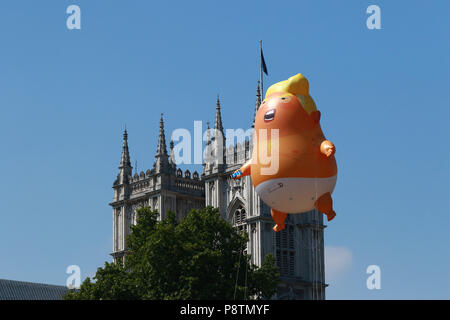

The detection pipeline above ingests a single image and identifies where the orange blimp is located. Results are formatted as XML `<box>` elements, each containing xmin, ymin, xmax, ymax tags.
<box><xmin>232</xmin><ymin>74</ymin><xmax>337</xmax><ymax>232</ymax></box>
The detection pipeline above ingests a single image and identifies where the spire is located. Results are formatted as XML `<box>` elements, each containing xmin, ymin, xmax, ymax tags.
<box><xmin>203</xmin><ymin>122</ymin><xmax>213</xmax><ymax>172</ymax></box>
<box><xmin>120</xmin><ymin>128</ymin><xmax>131</xmax><ymax>168</ymax></box>
<box><xmin>252</xmin><ymin>81</ymin><xmax>262</xmax><ymax>128</ymax></box>
<box><xmin>154</xmin><ymin>113</ymin><xmax>170</xmax><ymax>174</ymax></box>
<box><xmin>156</xmin><ymin>113</ymin><xmax>168</xmax><ymax>156</ymax></box>
<box><xmin>212</xmin><ymin>96</ymin><xmax>226</xmax><ymax>169</ymax></box>
<box><xmin>169</xmin><ymin>138</ymin><xmax>176</xmax><ymax>168</ymax></box>
<box><xmin>214</xmin><ymin>95</ymin><xmax>224</xmax><ymax>134</ymax></box>
<box><xmin>205</xmin><ymin>121</ymin><xmax>211</xmax><ymax>146</ymax></box>
<box><xmin>116</xmin><ymin>128</ymin><xmax>132</xmax><ymax>187</ymax></box>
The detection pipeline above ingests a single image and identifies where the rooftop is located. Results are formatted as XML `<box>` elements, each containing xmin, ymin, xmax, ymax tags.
<box><xmin>0</xmin><ymin>279</ymin><xmax>68</xmax><ymax>300</ymax></box>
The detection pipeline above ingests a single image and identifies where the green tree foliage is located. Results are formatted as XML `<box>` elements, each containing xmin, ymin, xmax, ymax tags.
<box><xmin>64</xmin><ymin>206</ymin><xmax>280</xmax><ymax>300</ymax></box>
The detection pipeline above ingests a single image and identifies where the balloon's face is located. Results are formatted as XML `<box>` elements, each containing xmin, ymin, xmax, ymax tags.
<box><xmin>255</xmin><ymin>92</ymin><xmax>314</xmax><ymax>133</ymax></box>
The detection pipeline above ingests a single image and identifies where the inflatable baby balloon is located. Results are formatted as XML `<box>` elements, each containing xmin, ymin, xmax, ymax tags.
<box><xmin>232</xmin><ymin>74</ymin><xmax>337</xmax><ymax>232</ymax></box>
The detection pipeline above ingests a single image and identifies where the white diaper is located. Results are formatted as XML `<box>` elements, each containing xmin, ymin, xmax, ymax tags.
<box><xmin>255</xmin><ymin>175</ymin><xmax>337</xmax><ymax>213</ymax></box>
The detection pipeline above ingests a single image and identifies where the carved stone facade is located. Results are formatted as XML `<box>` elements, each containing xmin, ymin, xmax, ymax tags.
<box><xmin>110</xmin><ymin>92</ymin><xmax>326</xmax><ymax>300</ymax></box>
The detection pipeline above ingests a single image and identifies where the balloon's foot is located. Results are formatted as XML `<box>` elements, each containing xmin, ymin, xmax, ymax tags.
<box><xmin>326</xmin><ymin>211</ymin><xmax>336</xmax><ymax>221</ymax></box>
<box><xmin>314</xmin><ymin>192</ymin><xmax>336</xmax><ymax>222</ymax></box>
<box><xmin>271</xmin><ymin>208</ymin><xmax>287</xmax><ymax>232</ymax></box>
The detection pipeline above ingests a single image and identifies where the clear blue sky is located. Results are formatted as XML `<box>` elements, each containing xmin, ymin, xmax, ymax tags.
<box><xmin>0</xmin><ymin>0</ymin><xmax>448</xmax><ymax>299</ymax></box>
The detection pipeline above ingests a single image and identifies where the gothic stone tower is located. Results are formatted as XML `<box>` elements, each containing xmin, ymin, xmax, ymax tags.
<box><xmin>110</xmin><ymin>115</ymin><xmax>205</xmax><ymax>262</ymax></box>
<box><xmin>110</xmin><ymin>91</ymin><xmax>326</xmax><ymax>299</ymax></box>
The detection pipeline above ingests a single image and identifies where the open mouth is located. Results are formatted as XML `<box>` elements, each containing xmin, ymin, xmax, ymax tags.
<box><xmin>264</xmin><ymin>109</ymin><xmax>275</xmax><ymax>122</ymax></box>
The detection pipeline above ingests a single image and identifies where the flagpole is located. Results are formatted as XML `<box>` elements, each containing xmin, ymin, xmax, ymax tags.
<box><xmin>259</xmin><ymin>40</ymin><xmax>263</xmax><ymax>99</ymax></box>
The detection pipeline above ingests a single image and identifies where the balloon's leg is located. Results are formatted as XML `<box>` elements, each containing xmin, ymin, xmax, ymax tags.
<box><xmin>314</xmin><ymin>192</ymin><xmax>336</xmax><ymax>221</ymax></box>
<box><xmin>271</xmin><ymin>208</ymin><xmax>287</xmax><ymax>232</ymax></box>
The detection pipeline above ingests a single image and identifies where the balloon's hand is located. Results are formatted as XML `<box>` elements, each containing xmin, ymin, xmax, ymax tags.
<box><xmin>231</xmin><ymin>170</ymin><xmax>243</xmax><ymax>180</ymax></box>
<box><xmin>324</xmin><ymin>145</ymin><xmax>335</xmax><ymax>157</ymax></box>
<box><xmin>230</xmin><ymin>161</ymin><xmax>251</xmax><ymax>179</ymax></box>
<box><xmin>320</xmin><ymin>140</ymin><xmax>336</xmax><ymax>157</ymax></box>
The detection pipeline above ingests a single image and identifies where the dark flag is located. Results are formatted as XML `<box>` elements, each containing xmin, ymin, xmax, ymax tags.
<box><xmin>260</xmin><ymin>47</ymin><xmax>268</xmax><ymax>75</ymax></box>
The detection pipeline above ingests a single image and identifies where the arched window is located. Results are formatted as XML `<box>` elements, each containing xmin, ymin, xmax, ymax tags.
<box><xmin>232</xmin><ymin>205</ymin><xmax>247</xmax><ymax>253</ymax></box>
<box><xmin>233</xmin><ymin>206</ymin><xmax>247</xmax><ymax>234</ymax></box>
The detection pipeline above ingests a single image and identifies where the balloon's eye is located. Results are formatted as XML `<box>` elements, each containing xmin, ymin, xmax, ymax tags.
<box><xmin>262</xmin><ymin>100</ymin><xmax>266</xmax><ymax>104</ymax></box>
<box><xmin>280</xmin><ymin>96</ymin><xmax>291</xmax><ymax>103</ymax></box>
